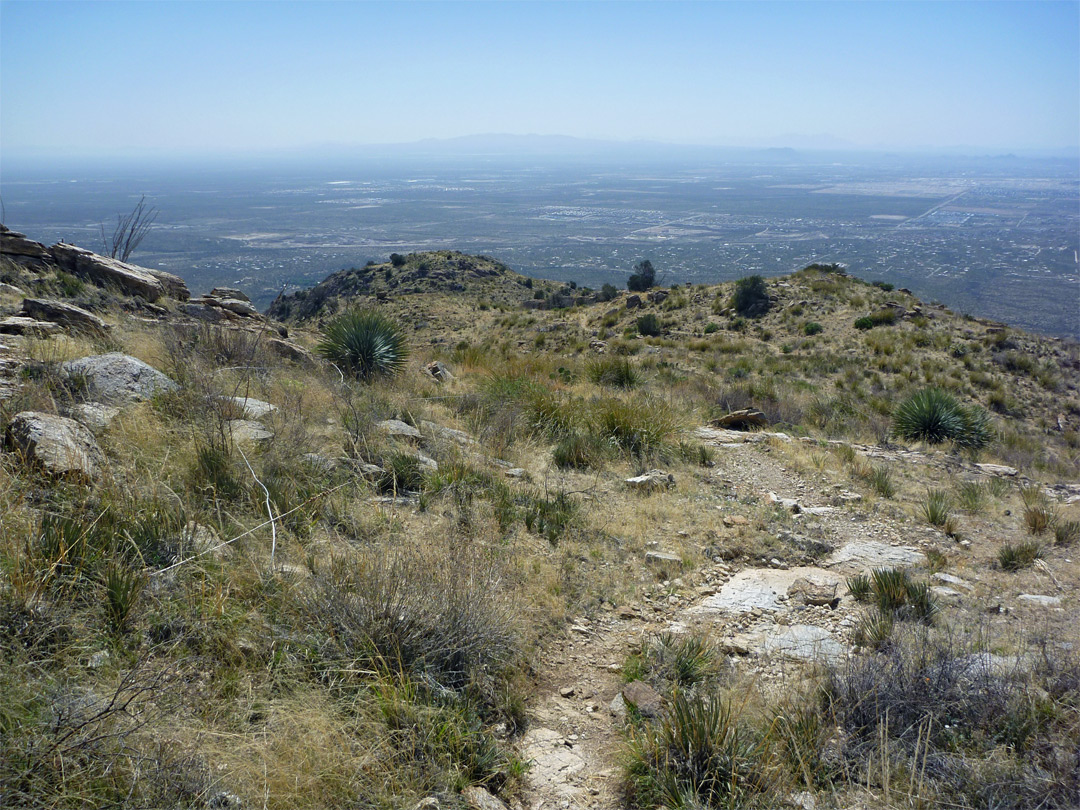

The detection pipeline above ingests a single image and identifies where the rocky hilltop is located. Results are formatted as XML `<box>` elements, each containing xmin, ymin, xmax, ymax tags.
<box><xmin>0</xmin><ymin>228</ymin><xmax>1078</xmax><ymax>810</ymax></box>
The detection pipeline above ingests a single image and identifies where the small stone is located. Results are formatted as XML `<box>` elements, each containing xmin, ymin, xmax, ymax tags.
<box><xmin>461</xmin><ymin>786</ymin><xmax>509</xmax><ymax>810</ymax></box>
<box><xmin>645</xmin><ymin>550</ymin><xmax>681</xmax><ymax>566</ymax></box>
<box><xmin>559</xmin><ymin>686</ymin><xmax>575</xmax><ymax>698</ymax></box>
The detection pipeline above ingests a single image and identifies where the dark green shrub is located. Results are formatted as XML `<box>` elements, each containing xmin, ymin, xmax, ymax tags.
<box><xmin>893</xmin><ymin>388</ymin><xmax>992</xmax><ymax>449</ymax></box>
<box><xmin>636</xmin><ymin>313</ymin><xmax>661</xmax><ymax>337</ymax></box>
<box><xmin>316</xmin><ymin>310</ymin><xmax>409</xmax><ymax>380</ymax></box>
<box><xmin>803</xmin><ymin>321</ymin><xmax>823</xmax><ymax>336</ymax></box>
<box><xmin>627</xmin><ymin>260</ymin><xmax>656</xmax><ymax>292</ymax></box>
<box><xmin>703</xmin><ymin>322</ymin><xmax>720</xmax><ymax>334</ymax></box>
<box><xmin>854</xmin><ymin>316</ymin><xmax>874</xmax><ymax>330</ymax></box>
<box><xmin>732</xmin><ymin>275</ymin><xmax>770</xmax><ymax>317</ymax></box>
<box><xmin>599</xmin><ymin>283</ymin><xmax>619</xmax><ymax>302</ymax></box>
<box><xmin>872</xmin><ymin>280</ymin><xmax>895</xmax><ymax>291</ymax></box>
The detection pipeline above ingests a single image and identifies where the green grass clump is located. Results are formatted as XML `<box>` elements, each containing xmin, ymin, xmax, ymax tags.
<box><xmin>586</xmin><ymin>356</ymin><xmax>640</xmax><ymax>389</ymax></box>
<box><xmin>869</xmin><ymin>465</ymin><xmax>896</xmax><ymax>498</ymax></box>
<box><xmin>922</xmin><ymin>488</ymin><xmax>953</xmax><ymax>527</ymax></box>
<box><xmin>316</xmin><ymin>309</ymin><xmax>409</xmax><ymax>380</ymax></box>
<box><xmin>1054</xmin><ymin>519</ymin><xmax>1080</xmax><ymax>546</ymax></box>
<box><xmin>590</xmin><ymin>396</ymin><xmax>679</xmax><ymax>461</ymax></box>
<box><xmin>893</xmin><ymin>388</ymin><xmax>992</xmax><ymax>449</ymax></box>
<box><xmin>955</xmin><ymin>480</ymin><xmax>986</xmax><ymax>513</ymax></box>
<box><xmin>626</xmin><ymin>692</ymin><xmax>773</xmax><ymax>809</ymax></box>
<box><xmin>998</xmin><ymin>541</ymin><xmax>1042</xmax><ymax>571</ymax></box>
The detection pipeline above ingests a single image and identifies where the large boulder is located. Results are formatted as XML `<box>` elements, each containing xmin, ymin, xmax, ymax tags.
<box><xmin>6</xmin><ymin>411</ymin><xmax>105</xmax><ymax>479</ymax></box>
<box><xmin>49</xmin><ymin>242</ymin><xmax>189</xmax><ymax>301</ymax></box>
<box><xmin>62</xmin><ymin>353</ymin><xmax>177</xmax><ymax>405</ymax></box>
<box><xmin>21</xmin><ymin>298</ymin><xmax>110</xmax><ymax>334</ymax></box>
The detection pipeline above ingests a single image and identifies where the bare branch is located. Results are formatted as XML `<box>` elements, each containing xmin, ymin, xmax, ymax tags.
<box><xmin>105</xmin><ymin>195</ymin><xmax>158</xmax><ymax>262</ymax></box>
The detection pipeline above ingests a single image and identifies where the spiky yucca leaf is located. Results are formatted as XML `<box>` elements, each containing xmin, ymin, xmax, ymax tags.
<box><xmin>317</xmin><ymin>310</ymin><xmax>409</xmax><ymax>380</ymax></box>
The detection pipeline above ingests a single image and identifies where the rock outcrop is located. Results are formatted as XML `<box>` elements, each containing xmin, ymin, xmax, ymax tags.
<box><xmin>21</xmin><ymin>298</ymin><xmax>110</xmax><ymax>334</ymax></box>
<box><xmin>6</xmin><ymin>411</ymin><xmax>106</xmax><ymax>479</ymax></box>
<box><xmin>49</xmin><ymin>242</ymin><xmax>188</xmax><ymax>301</ymax></box>
<box><xmin>62</xmin><ymin>353</ymin><xmax>177</xmax><ymax>405</ymax></box>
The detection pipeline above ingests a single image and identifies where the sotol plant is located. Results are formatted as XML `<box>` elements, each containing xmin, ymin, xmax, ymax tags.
<box><xmin>317</xmin><ymin>309</ymin><xmax>409</xmax><ymax>380</ymax></box>
<box><xmin>892</xmin><ymin>388</ymin><xmax>992</xmax><ymax>449</ymax></box>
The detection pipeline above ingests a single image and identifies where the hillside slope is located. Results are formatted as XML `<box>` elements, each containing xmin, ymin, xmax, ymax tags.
<box><xmin>0</xmin><ymin>231</ymin><xmax>1078</xmax><ymax>810</ymax></box>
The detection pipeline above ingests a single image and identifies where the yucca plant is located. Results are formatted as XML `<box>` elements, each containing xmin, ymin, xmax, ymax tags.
<box><xmin>317</xmin><ymin>309</ymin><xmax>409</xmax><ymax>380</ymax></box>
<box><xmin>892</xmin><ymin>388</ymin><xmax>991</xmax><ymax>449</ymax></box>
<box><xmin>846</xmin><ymin>573</ymin><xmax>872</xmax><ymax>602</ymax></box>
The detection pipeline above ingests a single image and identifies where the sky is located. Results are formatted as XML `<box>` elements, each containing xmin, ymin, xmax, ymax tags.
<box><xmin>1</xmin><ymin>0</ymin><xmax>1078</xmax><ymax>159</ymax></box>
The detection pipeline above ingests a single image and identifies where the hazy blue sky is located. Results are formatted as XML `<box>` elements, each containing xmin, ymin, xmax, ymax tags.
<box><xmin>2</xmin><ymin>0</ymin><xmax>1077</xmax><ymax>157</ymax></box>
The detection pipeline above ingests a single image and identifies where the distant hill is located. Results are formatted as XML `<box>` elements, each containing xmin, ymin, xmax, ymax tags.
<box><xmin>267</xmin><ymin>250</ymin><xmax>568</xmax><ymax>322</ymax></box>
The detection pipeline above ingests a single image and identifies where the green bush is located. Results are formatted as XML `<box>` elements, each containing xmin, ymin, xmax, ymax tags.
<box><xmin>316</xmin><ymin>309</ymin><xmax>409</xmax><ymax>380</ymax></box>
<box><xmin>803</xmin><ymin>321</ymin><xmax>823</xmax><ymax>336</ymax></box>
<box><xmin>732</xmin><ymin>275</ymin><xmax>770</xmax><ymax>317</ymax></box>
<box><xmin>627</xmin><ymin>260</ymin><xmax>656</xmax><ymax>292</ymax></box>
<box><xmin>636</xmin><ymin>313</ymin><xmax>662</xmax><ymax>337</ymax></box>
<box><xmin>893</xmin><ymin>388</ymin><xmax>992</xmax><ymax>449</ymax></box>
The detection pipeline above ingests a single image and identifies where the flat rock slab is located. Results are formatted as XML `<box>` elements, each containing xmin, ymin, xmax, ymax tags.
<box><xmin>759</xmin><ymin>624</ymin><xmax>847</xmax><ymax>663</ymax></box>
<box><xmin>378</xmin><ymin>419</ymin><xmax>422</xmax><ymax>441</ymax></box>
<box><xmin>63</xmin><ymin>353</ymin><xmax>176</xmax><ymax>405</ymax></box>
<box><xmin>1018</xmin><ymin>594</ymin><xmax>1063</xmax><ymax>607</ymax></box>
<box><xmin>228</xmin><ymin>419</ymin><xmax>274</xmax><ymax>443</ymax></box>
<box><xmin>6</xmin><ymin>410</ymin><xmax>105</xmax><ymax>479</ymax></box>
<box><xmin>692</xmin><ymin>567</ymin><xmax>841</xmax><ymax>615</ymax></box>
<box><xmin>827</xmin><ymin>541</ymin><xmax>923</xmax><ymax>573</ymax></box>
<box><xmin>22</xmin><ymin>298</ymin><xmax>109</xmax><ymax>334</ymax></box>
<box><xmin>228</xmin><ymin>397</ymin><xmax>277</xmax><ymax>419</ymax></box>
<box><xmin>695</xmin><ymin>426</ymin><xmax>792</xmax><ymax>445</ymax></box>
<box><xmin>521</xmin><ymin>727</ymin><xmax>585</xmax><ymax>797</ymax></box>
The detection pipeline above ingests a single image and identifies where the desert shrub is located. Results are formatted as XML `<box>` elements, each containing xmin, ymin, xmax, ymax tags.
<box><xmin>586</xmin><ymin>356</ymin><xmax>640</xmax><ymax>389</ymax></box>
<box><xmin>893</xmin><ymin>388</ymin><xmax>992</xmax><ymax>449</ymax></box>
<box><xmin>589</xmin><ymin>396</ymin><xmax>680</xmax><ymax>461</ymax></box>
<box><xmin>803</xmin><ymin>321</ymin><xmax>823</xmax><ymax>336</ymax></box>
<box><xmin>375</xmin><ymin>451</ymin><xmax>426</xmax><ymax>494</ymax></box>
<box><xmin>520</xmin><ymin>490</ymin><xmax>577</xmax><ymax>544</ymax></box>
<box><xmin>998</xmin><ymin>541</ymin><xmax>1042</xmax><ymax>571</ymax></box>
<box><xmin>827</xmin><ymin>628</ymin><xmax>1080</xmax><ymax>809</ymax></box>
<box><xmin>552</xmin><ymin>432</ymin><xmax>605</xmax><ymax>470</ymax></box>
<box><xmin>732</xmin><ymin>275</ymin><xmax>770</xmax><ymax>317</ymax></box>
<box><xmin>703</xmin><ymin>322</ymin><xmax>720</xmax><ymax>334</ymax></box>
<box><xmin>303</xmin><ymin>549</ymin><xmax>520</xmax><ymax>692</ymax></box>
<box><xmin>636</xmin><ymin>313</ymin><xmax>662</xmax><ymax>337</ymax></box>
<box><xmin>316</xmin><ymin>309</ymin><xmax>409</xmax><ymax>380</ymax></box>
<box><xmin>1024</xmin><ymin>504</ymin><xmax>1056</xmax><ymax>535</ymax></box>
<box><xmin>854</xmin><ymin>309</ymin><xmax>898</xmax><ymax>330</ymax></box>
<box><xmin>627</xmin><ymin>260</ymin><xmax>656</xmax><ymax>292</ymax></box>
<box><xmin>598</xmin><ymin>283</ymin><xmax>619</xmax><ymax>302</ymax></box>
<box><xmin>644</xmin><ymin>632</ymin><xmax>720</xmax><ymax>689</ymax></box>
<box><xmin>625</xmin><ymin>692</ymin><xmax>774</xmax><ymax>810</ymax></box>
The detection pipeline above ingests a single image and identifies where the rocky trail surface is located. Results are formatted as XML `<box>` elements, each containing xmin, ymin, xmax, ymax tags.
<box><xmin>518</xmin><ymin>430</ymin><xmax>1070</xmax><ymax>810</ymax></box>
